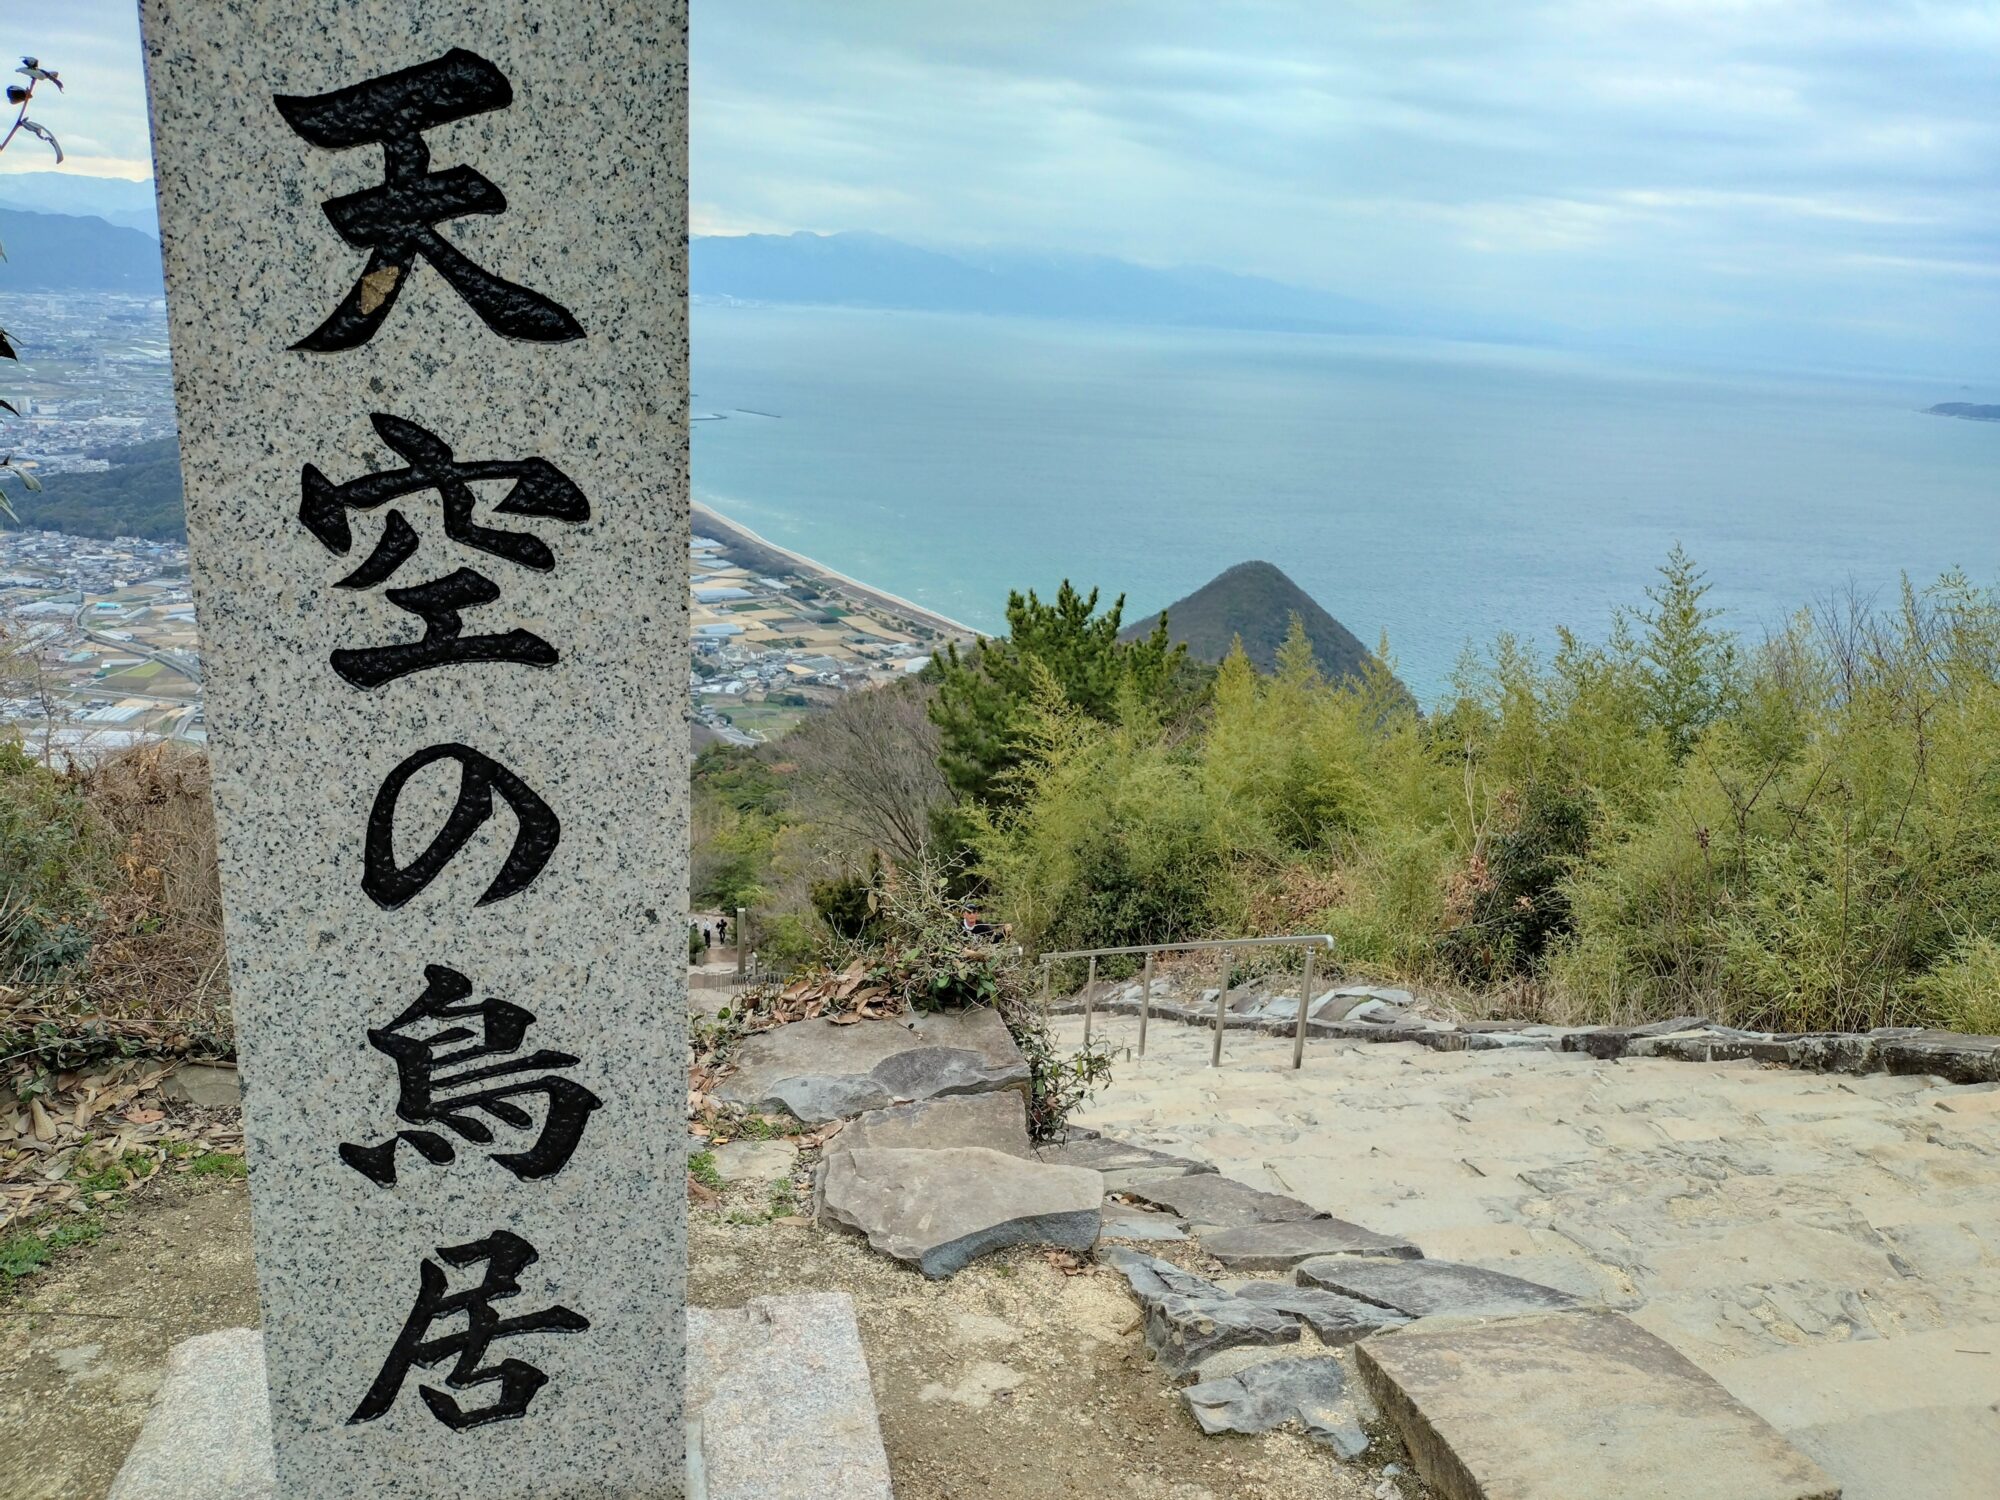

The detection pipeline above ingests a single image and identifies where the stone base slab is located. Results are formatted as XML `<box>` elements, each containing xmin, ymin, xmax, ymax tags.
<box><xmin>111</xmin><ymin>1296</ymin><xmax>892</xmax><ymax>1500</ymax></box>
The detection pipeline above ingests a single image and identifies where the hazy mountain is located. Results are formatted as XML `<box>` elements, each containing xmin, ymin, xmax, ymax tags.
<box><xmin>0</xmin><ymin>172</ymin><xmax>158</xmax><ymax>236</ymax></box>
<box><xmin>1122</xmin><ymin>560</ymin><xmax>1399</xmax><ymax>691</ymax></box>
<box><xmin>692</xmin><ymin>230</ymin><xmax>1390</xmax><ymax>335</ymax></box>
<box><xmin>0</xmin><ymin>207</ymin><xmax>164</xmax><ymax>292</ymax></box>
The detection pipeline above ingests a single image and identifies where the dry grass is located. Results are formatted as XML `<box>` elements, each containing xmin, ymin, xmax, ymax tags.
<box><xmin>57</xmin><ymin>743</ymin><xmax>227</xmax><ymax>1036</ymax></box>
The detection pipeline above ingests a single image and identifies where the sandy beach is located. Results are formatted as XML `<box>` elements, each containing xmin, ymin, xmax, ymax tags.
<box><xmin>691</xmin><ymin>499</ymin><xmax>983</xmax><ymax>641</ymax></box>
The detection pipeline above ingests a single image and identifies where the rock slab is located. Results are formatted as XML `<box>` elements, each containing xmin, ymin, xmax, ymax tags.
<box><xmin>1035</xmin><ymin>1134</ymin><xmax>1216</xmax><ymax>1176</ymax></box>
<box><xmin>1229</xmin><ymin>1282</ymin><xmax>1412</xmax><ymax>1344</ymax></box>
<box><xmin>835</xmin><ymin>1091</ymin><xmax>1032</xmax><ymax>1158</ymax></box>
<box><xmin>719</xmin><ymin>1011</ymin><xmax>1030</xmax><ymax>1125</ymax></box>
<box><xmin>111</xmin><ymin>1329</ymin><xmax>274</xmax><ymax>1500</ymax></box>
<box><xmin>1203</xmin><ymin>1217</ymin><xmax>1421</xmax><ymax>1269</ymax></box>
<box><xmin>1101</xmin><ymin>1249</ymin><xmax>1303</xmax><ymax>1375</ymax></box>
<box><xmin>1357</xmin><ymin>1310</ymin><xmax>1841</xmax><ymax>1500</ymax></box>
<box><xmin>1182</xmin><ymin>1355</ymin><xmax>1366</xmax><ymax>1454</ymax></box>
<box><xmin>1296</xmin><ymin>1256</ymin><xmax>1581</xmax><ymax>1319</ymax></box>
<box><xmin>1119</xmin><ymin>1172</ymin><xmax>1327</xmax><ymax>1230</ymax></box>
<box><xmin>157</xmin><ymin>1063</ymin><xmax>242</xmax><ymax>1110</ymax></box>
<box><xmin>819</xmin><ymin>1146</ymin><xmax>1100</xmax><ymax>1277</ymax></box>
<box><xmin>688</xmin><ymin>1293</ymin><xmax>892</xmax><ymax>1500</ymax></box>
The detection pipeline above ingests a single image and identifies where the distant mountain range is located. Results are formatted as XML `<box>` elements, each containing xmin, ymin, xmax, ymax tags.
<box><xmin>693</xmin><ymin>230</ymin><xmax>1394</xmax><ymax>335</ymax></box>
<box><xmin>1121</xmin><ymin>559</ymin><xmax>1403</xmax><ymax>695</ymax></box>
<box><xmin>0</xmin><ymin>171</ymin><xmax>158</xmax><ymax>235</ymax></box>
<box><xmin>0</xmin><ymin>206</ymin><xmax>163</xmax><ymax>292</ymax></box>
<box><xmin>1927</xmin><ymin>403</ymin><xmax>2000</xmax><ymax>423</ymax></box>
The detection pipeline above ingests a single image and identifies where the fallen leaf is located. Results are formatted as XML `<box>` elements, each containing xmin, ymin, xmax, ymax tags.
<box><xmin>28</xmin><ymin>1098</ymin><xmax>55</xmax><ymax>1142</ymax></box>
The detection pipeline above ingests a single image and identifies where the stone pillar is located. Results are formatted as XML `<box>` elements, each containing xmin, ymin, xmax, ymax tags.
<box><xmin>136</xmin><ymin>5</ymin><xmax>688</xmax><ymax>1497</ymax></box>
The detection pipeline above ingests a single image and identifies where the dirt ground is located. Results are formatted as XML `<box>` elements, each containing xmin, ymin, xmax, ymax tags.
<box><xmin>0</xmin><ymin>1176</ymin><xmax>259</xmax><ymax>1500</ymax></box>
<box><xmin>691</xmin><ymin>1207</ymin><xmax>1402</xmax><ymax>1500</ymax></box>
<box><xmin>0</xmin><ymin>1166</ymin><xmax>1409</xmax><ymax>1499</ymax></box>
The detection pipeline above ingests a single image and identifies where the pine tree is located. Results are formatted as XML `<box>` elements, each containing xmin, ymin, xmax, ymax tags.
<box><xmin>1633</xmin><ymin>545</ymin><xmax>1738</xmax><ymax>760</ymax></box>
<box><xmin>930</xmin><ymin>582</ymin><xmax>1187</xmax><ymax>805</ymax></box>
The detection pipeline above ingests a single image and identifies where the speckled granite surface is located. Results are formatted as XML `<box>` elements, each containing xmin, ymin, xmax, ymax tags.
<box><xmin>137</xmin><ymin>4</ymin><xmax>688</xmax><ymax>1496</ymax></box>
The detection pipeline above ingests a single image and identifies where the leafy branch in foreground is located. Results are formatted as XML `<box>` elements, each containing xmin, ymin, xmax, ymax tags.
<box><xmin>0</xmin><ymin>53</ymin><xmax>69</xmax><ymax>519</ymax></box>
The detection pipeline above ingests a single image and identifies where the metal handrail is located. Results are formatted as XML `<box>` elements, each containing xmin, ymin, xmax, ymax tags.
<box><xmin>1038</xmin><ymin>933</ymin><xmax>1335</xmax><ymax>1070</ymax></box>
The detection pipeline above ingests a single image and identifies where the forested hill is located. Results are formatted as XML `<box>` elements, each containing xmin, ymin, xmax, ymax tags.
<box><xmin>1121</xmin><ymin>559</ymin><xmax>1399</xmax><ymax>688</ymax></box>
<box><xmin>13</xmin><ymin>439</ymin><xmax>186</xmax><ymax>540</ymax></box>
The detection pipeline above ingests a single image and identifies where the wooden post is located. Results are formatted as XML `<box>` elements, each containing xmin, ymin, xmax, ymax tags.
<box><xmin>1210</xmin><ymin>947</ymin><xmax>1231</xmax><ymax>1068</ymax></box>
<box><xmin>1138</xmin><ymin>951</ymin><xmax>1155</xmax><ymax>1058</ymax></box>
<box><xmin>735</xmin><ymin>904</ymin><xmax>747</xmax><ymax>977</ymax></box>
<box><xmin>1083</xmin><ymin>955</ymin><xmax>1098</xmax><ymax>1046</ymax></box>
<box><xmin>1293</xmin><ymin>945</ymin><xmax>1317</xmax><ymax>1070</ymax></box>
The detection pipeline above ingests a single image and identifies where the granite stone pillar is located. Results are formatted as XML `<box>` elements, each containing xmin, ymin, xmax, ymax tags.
<box><xmin>137</xmin><ymin>4</ymin><xmax>688</xmax><ymax>1495</ymax></box>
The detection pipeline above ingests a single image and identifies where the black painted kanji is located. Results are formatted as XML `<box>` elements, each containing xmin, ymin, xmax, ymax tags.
<box><xmin>340</xmin><ymin>964</ymin><xmax>601</xmax><ymax>1186</ymax></box>
<box><xmin>276</xmin><ymin>48</ymin><xmax>583</xmax><ymax>350</ymax></box>
<box><xmin>350</xmin><ymin>1229</ymin><xmax>588</xmax><ymax>1430</ymax></box>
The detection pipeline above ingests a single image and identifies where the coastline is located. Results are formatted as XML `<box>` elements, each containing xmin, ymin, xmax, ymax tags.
<box><xmin>691</xmin><ymin>498</ymin><xmax>985</xmax><ymax>640</ymax></box>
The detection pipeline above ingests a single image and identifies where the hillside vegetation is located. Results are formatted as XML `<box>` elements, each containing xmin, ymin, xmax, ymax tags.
<box><xmin>698</xmin><ymin>550</ymin><xmax>2000</xmax><ymax>1038</ymax></box>
<box><xmin>13</xmin><ymin>439</ymin><xmax>186</xmax><ymax>541</ymax></box>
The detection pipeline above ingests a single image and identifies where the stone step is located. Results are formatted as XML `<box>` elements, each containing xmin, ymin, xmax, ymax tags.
<box><xmin>1356</xmin><ymin>1309</ymin><xmax>1841</xmax><ymax>1500</ymax></box>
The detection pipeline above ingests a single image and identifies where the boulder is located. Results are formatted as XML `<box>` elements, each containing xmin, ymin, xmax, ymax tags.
<box><xmin>1296</xmin><ymin>1256</ymin><xmax>1581</xmax><ymax>1319</ymax></box>
<box><xmin>833</xmin><ymin>1092</ymin><xmax>1032</xmax><ymax>1159</ymax></box>
<box><xmin>1119</xmin><ymin>1172</ymin><xmax>1326</xmax><ymax>1231</ymax></box>
<box><xmin>1203</xmin><ymin>1218</ymin><xmax>1421</xmax><ymax>1269</ymax></box>
<box><xmin>717</xmin><ymin>1010</ymin><xmax>1030</xmax><ymax>1125</ymax></box>
<box><xmin>818</xmin><ymin>1147</ymin><xmax>1099</xmax><ymax>1278</ymax></box>
<box><xmin>1100</xmin><ymin>1249</ymin><xmax>1301</xmax><ymax>1375</ymax></box>
<box><xmin>1182</xmin><ymin>1356</ymin><xmax>1366</xmax><ymax>1454</ymax></box>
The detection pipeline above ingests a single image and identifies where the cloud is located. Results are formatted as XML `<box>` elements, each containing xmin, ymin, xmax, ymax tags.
<box><xmin>693</xmin><ymin>0</ymin><xmax>2000</xmax><ymax>372</ymax></box>
<box><xmin>10</xmin><ymin>0</ymin><xmax>1994</xmax><ymax>373</ymax></box>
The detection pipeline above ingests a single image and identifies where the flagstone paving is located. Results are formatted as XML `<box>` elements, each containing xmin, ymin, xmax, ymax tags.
<box><xmin>1059</xmin><ymin>1012</ymin><xmax>2000</xmax><ymax>1499</ymax></box>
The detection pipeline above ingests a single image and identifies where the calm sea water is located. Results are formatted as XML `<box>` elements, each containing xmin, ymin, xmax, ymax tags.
<box><xmin>691</xmin><ymin>304</ymin><xmax>1998</xmax><ymax>706</ymax></box>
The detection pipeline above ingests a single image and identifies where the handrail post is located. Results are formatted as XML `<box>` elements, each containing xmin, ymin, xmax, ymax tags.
<box><xmin>1210</xmin><ymin>947</ymin><xmax>1230</xmax><ymax>1068</ymax></box>
<box><xmin>1040</xmin><ymin>958</ymin><xmax>1052</xmax><ymax>1008</ymax></box>
<box><xmin>1083</xmin><ymin>955</ymin><xmax>1098</xmax><ymax>1045</ymax></box>
<box><xmin>1137</xmin><ymin>951</ymin><xmax>1154</xmax><ymax>1058</ymax></box>
<box><xmin>735</xmin><ymin>905</ymin><xmax>747</xmax><ymax>978</ymax></box>
<box><xmin>1293</xmin><ymin>945</ymin><xmax>1317</xmax><ymax>1070</ymax></box>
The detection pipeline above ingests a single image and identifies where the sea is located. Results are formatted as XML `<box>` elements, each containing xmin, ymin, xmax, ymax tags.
<box><xmin>691</xmin><ymin>303</ymin><xmax>1999</xmax><ymax>708</ymax></box>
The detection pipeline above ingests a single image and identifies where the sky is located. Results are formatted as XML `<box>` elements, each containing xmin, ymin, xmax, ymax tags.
<box><xmin>12</xmin><ymin>0</ymin><xmax>1999</xmax><ymax>376</ymax></box>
